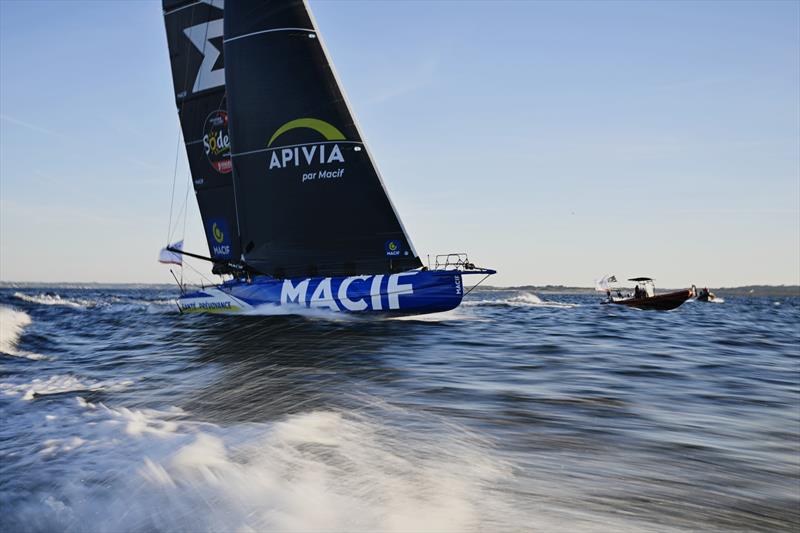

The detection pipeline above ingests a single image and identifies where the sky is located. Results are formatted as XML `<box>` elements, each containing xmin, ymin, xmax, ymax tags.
<box><xmin>1</xmin><ymin>0</ymin><xmax>798</xmax><ymax>287</ymax></box>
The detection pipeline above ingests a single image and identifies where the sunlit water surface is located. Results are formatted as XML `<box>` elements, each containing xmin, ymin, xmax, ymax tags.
<box><xmin>1</xmin><ymin>286</ymin><xmax>798</xmax><ymax>532</ymax></box>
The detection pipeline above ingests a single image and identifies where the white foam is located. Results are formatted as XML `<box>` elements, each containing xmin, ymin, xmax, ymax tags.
<box><xmin>1</xmin><ymin>306</ymin><xmax>31</xmax><ymax>353</ymax></box>
<box><xmin>101</xmin><ymin>301</ymin><xmax>176</xmax><ymax>315</ymax></box>
<box><xmin>7</xmin><ymin>401</ymin><xmax>528</xmax><ymax>532</ymax></box>
<box><xmin>13</xmin><ymin>292</ymin><xmax>93</xmax><ymax>309</ymax></box>
<box><xmin>40</xmin><ymin>436</ymin><xmax>86</xmax><ymax>457</ymax></box>
<box><xmin>0</xmin><ymin>375</ymin><xmax>132</xmax><ymax>400</ymax></box>
<box><xmin>464</xmin><ymin>292</ymin><xmax>578</xmax><ymax>309</ymax></box>
<box><xmin>0</xmin><ymin>306</ymin><xmax>46</xmax><ymax>360</ymax></box>
<box><xmin>390</xmin><ymin>307</ymin><xmax>487</xmax><ymax>322</ymax></box>
<box><xmin>691</xmin><ymin>297</ymin><xmax>725</xmax><ymax>304</ymax></box>
<box><xmin>11</xmin><ymin>292</ymin><xmax>180</xmax><ymax>315</ymax></box>
<box><xmin>4</xmin><ymin>394</ymin><xmax>664</xmax><ymax>532</ymax></box>
<box><xmin>243</xmin><ymin>302</ymin><xmax>363</xmax><ymax>321</ymax></box>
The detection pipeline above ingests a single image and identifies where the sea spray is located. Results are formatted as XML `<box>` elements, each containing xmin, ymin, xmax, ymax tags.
<box><xmin>0</xmin><ymin>306</ymin><xmax>31</xmax><ymax>354</ymax></box>
<box><xmin>13</xmin><ymin>292</ymin><xmax>93</xmax><ymax>309</ymax></box>
<box><xmin>462</xmin><ymin>291</ymin><xmax>579</xmax><ymax>308</ymax></box>
<box><xmin>3</xmin><ymin>399</ymin><xmax>523</xmax><ymax>532</ymax></box>
<box><xmin>0</xmin><ymin>306</ymin><xmax>45</xmax><ymax>359</ymax></box>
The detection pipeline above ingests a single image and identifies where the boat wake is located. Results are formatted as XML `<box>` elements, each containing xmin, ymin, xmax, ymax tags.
<box><xmin>13</xmin><ymin>292</ymin><xmax>94</xmax><ymax>309</ymax></box>
<box><xmin>242</xmin><ymin>302</ymin><xmax>361</xmax><ymax>321</ymax></box>
<box><xmin>3</xmin><ymin>394</ymin><xmax>527</xmax><ymax>532</ymax></box>
<box><xmin>687</xmin><ymin>297</ymin><xmax>726</xmax><ymax>305</ymax></box>
<box><xmin>101</xmin><ymin>299</ymin><xmax>176</xmax><ymax>315</ymax></box>
<box><xmin>241</xmin><ymin>302</ymin><xmax>480</xmax><ymax>322</ymax></box>
<box><xmin>464</xmin><ymin>292</ymin><xmax>578</xmax><ymax>309</ymax></box>
<box><xmin>0</xmin><ymin>306</ymin><xmax>47</xmax><ymax>360</ymax></box>
<box><xmin>390</xmin><ymin>306</ymin><xmax>487</xmax><ymax>322</ymax></box>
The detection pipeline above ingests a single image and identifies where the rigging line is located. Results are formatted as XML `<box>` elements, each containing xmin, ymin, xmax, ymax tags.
<box><xmin>230</xmin><ymin>150</ymin><xmax>244</xmax><ymax>261</ymax></box>
<box><xmin>181</xmin><ymin>169</ymin><xmax>191</xmax><ymax>242</ymax></box>
<box><xmin>180</xmin><ymin>170</ymin><xmax>192</xmax><ymax>286</ymax></box>
<box><xmin>181</xmin><ymin>257</ymin><xmax>218</xmax><ymax>288</ymax></box>
<box><xmin>169</xmin><ymin>168</ymin><xmax>192</xmax><ymax>243</ymax></box>
<box><xmin>167</xmin><ymin>168</ymin><xmax>190</xmax><ymax>244</ymax></box>
<box><xmin>166</xmin><ymin>4</ymin><xmax>200</xmax><ymax>246</ymax></box>
<box><xmin>166</xmin><ymin>124</ymin><xmax>182</xmax><ymax>245</ymax></box>
<box><xmin>463</xmin><ymin>274</ymin><xmax>492</xmax><ymax>298</ymax></box>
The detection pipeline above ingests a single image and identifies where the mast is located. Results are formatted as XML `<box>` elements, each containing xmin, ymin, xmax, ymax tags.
<box><xmin>162</xmin><ymin>0</ymin><xmax>241</xmax><ymax>273</ymax></box>
<box><xmin>223</xmin><ymin>0</ymin><xmax>422</xmax><ymax>279</ymax></box>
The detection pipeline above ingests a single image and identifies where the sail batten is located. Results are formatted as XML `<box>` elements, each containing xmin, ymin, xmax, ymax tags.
<box><xmin>223</xmin><ymin>0</ymin><xmax>421</xmax><ymax>278</ymax></box>
<box><xmin>223</xmin><ymin>27</ymin><xmax>315</xmax><ymax>44</ymax></box>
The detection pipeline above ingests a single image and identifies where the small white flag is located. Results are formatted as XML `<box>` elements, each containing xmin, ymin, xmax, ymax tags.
<box><xmin>595</xmin><ymin>274</ymin><xmax>617</xmax><ymax>292</ymax></box>
<box><xmin>158</xmin><ymin>240</ymin><xmax>183</xmax><ymax>266</ymax></box>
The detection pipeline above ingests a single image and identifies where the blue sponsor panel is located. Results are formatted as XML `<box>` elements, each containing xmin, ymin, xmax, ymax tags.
<box><xmin>179</xmin><ymin>270</ymin><xmax>464</xmax><ymax>315</ymax></box>
<box><xmin>385</xmin><ymin>239</ymin><xmax>402</xmax><ymax>257</ymax></box>
<box><xmin>206</xmin><ymin>218</ymin><xmax>232</xmax><ymax>259</ymax></box>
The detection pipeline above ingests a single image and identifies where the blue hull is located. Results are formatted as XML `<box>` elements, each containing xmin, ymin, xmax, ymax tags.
<box><xmin>177</xmin><ymin>270</ymin><xmax>465</xmax><ymax>316</ymax></box>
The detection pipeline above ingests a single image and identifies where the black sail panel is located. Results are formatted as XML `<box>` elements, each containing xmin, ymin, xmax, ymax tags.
<box><xmin>163</xmin><ymin>0</ymin><xmax>240</xmax><ymax>269</ymax></box>
<box><xmin>223</xmin><ymin>0</ymin><xmax>422</xmax><ymax>278</ymax></box>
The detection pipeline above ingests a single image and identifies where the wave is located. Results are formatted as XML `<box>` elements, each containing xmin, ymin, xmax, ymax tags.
<box><xmin>102</xmin><ymin>300</ymin><xmax>177</xmax><ymax>315</ymax></box>
<box><xmin>13</xmin><ymin>292</ymin><xmax>94</xmax><ymax>309</ymax></box>
<box><xmin>12</xmin><ymin>292</ymin><xmax>177</xmax><ymax>315</ymax></box>
<box><xmin>687</xmin><ymin>297</ymin><xmax>726</xmax><ymax>305</ymax></box>
<box><xmin>4</xmin><ymin>399</ymin><xmax>527</xmax><ymax>532</ymax></box>
<box><xmin>0</xmin><ymin>306</ymin><xmax>46</xmax><ymax>360</ymax></box>
<box><xmin>0</xmin><ymin>375</ymin><xmax>133</xmax><ymax>400</ymax></box>
<box><xmin>464</xmin><ymin>292</ymin><xmax>578</xmax><ymax>309</ymax></box>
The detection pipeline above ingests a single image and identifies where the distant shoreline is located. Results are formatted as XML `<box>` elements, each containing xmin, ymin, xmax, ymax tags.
<box><xmin>476</xmin><ymin>285</ymin><xmax>800</xmax><ymax>297</ymax></box>
<box><xmin>1</xmin><ymin>281</ymin><xmax>798</xmax><ymax>297</ymax></box>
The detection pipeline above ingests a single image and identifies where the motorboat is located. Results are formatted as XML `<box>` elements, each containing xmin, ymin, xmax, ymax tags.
<box><xmin>598</xmin><ymin>276</ymin><xmax>692</xmax><ymax>311</ymax></box>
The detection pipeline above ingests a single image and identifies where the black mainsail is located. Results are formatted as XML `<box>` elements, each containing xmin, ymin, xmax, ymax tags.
<box><xmin>223</xmin><ymin>0</ymin><xmax>422</xmax><ymax>278</ymax></box>
<box><xmin>163</xmin><ymin>0</ymin><xmax>240</xmax><ymax>271</ymax></box>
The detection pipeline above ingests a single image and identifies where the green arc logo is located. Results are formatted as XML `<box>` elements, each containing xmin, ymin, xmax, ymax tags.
<box><xmin>212</xmin><ymin>223</ymin><xmax>225</xmax><ymax>243</ymax></box>
<box><xmin>267</xmin><ymin>118</ymin><xmax>346</xmax><ymax>147</ymax></box>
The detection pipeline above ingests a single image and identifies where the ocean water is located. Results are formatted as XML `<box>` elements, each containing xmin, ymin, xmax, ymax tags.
<box><xmin>1</xmin><ymin>286</ymin><xmax>798</xmax><ymax>532</ymax></box>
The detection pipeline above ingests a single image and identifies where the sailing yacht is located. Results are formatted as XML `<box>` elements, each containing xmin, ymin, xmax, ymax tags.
<box><xmin>161</xmin><ymin>0</ymin><xmax>494</xmax><ymax>315</ymax></box>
